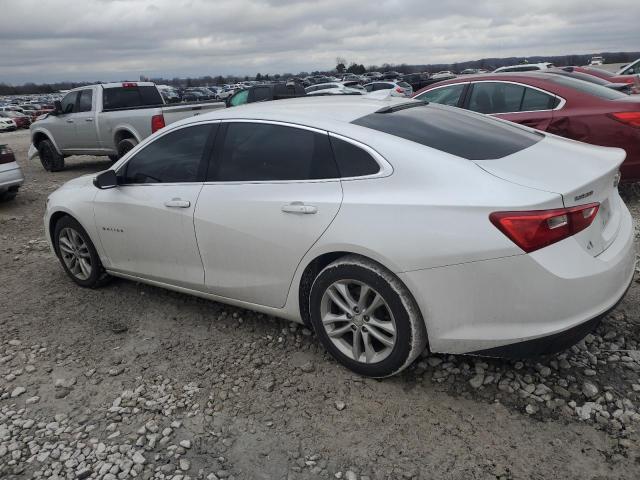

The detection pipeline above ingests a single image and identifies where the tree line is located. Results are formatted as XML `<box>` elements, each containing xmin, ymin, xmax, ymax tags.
<box><xmin>2</xmin><ymin>51</ymin><xmax>638</xmax><ymax>96</ymax></box>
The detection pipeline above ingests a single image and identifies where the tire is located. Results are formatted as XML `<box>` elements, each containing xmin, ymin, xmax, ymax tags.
<box><xmin>108</xmin><ymin>154</ymin><xmax>119</xmax><ymax>162</ymax></box>
<box><xmin>53</xmin><ymin>216</ymin><xmax>111</xmax><ymax>288</ymax></box>
<box><xmin>0</xmin><ymin>186</ymin><xmax>18</xmax><ymax>202</ymax></box>
<box><xmin>116</xmin><ymin>138</ymin><xmax>137</xmax><ymax>158</ymax></box>
<box><xmin>38</xmin><ymin>139</ymin><xmax>65</xmax><ymax>172</ymax></box>
<box><xmin>309</xmin><ymin>255</ymin><xmax>427</xmax><ymax>377</ymax></box>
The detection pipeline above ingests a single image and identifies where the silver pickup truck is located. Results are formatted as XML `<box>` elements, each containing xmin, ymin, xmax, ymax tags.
<box><xmin>28</xmin><ymin>82</ymin><xmax>224</xmax><ymax>171</ymax></box>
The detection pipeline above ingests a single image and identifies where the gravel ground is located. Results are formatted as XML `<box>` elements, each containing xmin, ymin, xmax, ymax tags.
<box><xmin>1</xmin><ymin>128</ymin><xmax>640</xmax><ymax>480</ymax></box>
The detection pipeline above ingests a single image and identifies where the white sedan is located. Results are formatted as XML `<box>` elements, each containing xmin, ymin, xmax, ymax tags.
<box><xmin>44</xmin><ymin>96</ymin><xmax>635</xmax><ymax>377</ymax></box>
<box><xmin>305</xmin><ymin>82</ymin><xmax>364</xmax><ymax>96</ymax></box>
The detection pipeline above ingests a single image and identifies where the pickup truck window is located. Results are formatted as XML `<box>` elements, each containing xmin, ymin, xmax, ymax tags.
<box><xmin>77</xmin><ymin>90</ymin><xmax>93</xmax><ymax>112</ymax></box>
<box><xmin>121</xmin><ymin>124</ymin><xmax>213</xmax><ymax>184</ymax></box>
<box><xmin>61</xmin><ymin>92</ymin><xmax>78</xmax><ymax>114</ymax></box>
<box><xmin>103</xmin><ymin>86</ymin><xmax>163</xmax><ymax>110</ymax></box>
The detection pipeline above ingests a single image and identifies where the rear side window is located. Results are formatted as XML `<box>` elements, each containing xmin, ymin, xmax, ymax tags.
<box><xmin>330</xmin><ymin>137</ymin><xmax>380</xmax><ymax>177</ymax></box>
<box><xmin>253</xmin><ymin>87</ymin><xmax>272</xmax><ymax>102</ymax></box>
<box><xmin>77</xmin><ymin>89</ymin><xmax>93</xmax><ymax>112</ymax></box>
<box><xmin>211</xmin><ymin>123</ymin><xmax>338</xmax><ymax>182</ymax></box>
<box><xmin>415</xmin><ymin>84</ymin><xmax>465</xmax><ymax>106</ymax></box>
<box><xmin>352</xmin><ymin>104</ymin><xmax>542</xmax><ymax>160</ymax></box>
<box><xmin>468</xmin><ymin>82</ymin><xmax>525</xmax><ymax>114</ymax></box>
<box><xmin>521</xmin><ymin>88</ymin><xmax>559</xmax><ymax>111</ymax></box>
<box><xmin>374</xmin><ymin>83</ymin><xmax>393</xmax><ymax>91</ymax></box>
<box><xmin>103</xmin><ymin>86</ymin><xmax>163</xmax><ymax>110</ymax></box>
<box><xmin>122</xmin><ymin>124</ymin><xmax>213</xmax><ymax>184</ymax></box>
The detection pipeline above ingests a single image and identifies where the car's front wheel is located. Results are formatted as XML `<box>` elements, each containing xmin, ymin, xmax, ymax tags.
<box><xmin>53</xmin><ymin>216</ymin><xmax>111</xmax><ymax>288</ymax></box>
<box><xmin>38</xmin><ymin>139</ymin><xmax>65</xmax><ymax>171</ymax></box>
<box><xmin>309</xmin><ymin>255</ymin><xmax>427</xmax><ymax>377</ymax></box>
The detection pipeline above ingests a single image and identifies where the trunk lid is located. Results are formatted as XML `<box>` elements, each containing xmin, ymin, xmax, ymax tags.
<box><xmin>475</xmin><ymin>135</ymin><xmax>625</xmax><ymax>256</ymax></box>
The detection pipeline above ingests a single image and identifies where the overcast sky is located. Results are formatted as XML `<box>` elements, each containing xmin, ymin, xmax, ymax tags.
<box><xmin>1</xmin><ymin>0</ymin><xmax>639</xmax><ymax>84</ymax></box>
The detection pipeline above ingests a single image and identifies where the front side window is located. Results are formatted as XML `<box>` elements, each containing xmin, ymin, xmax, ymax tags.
<box><xmin>121</xmin><ymin>124</ymin><xmax>213</xmax><ymax>184</ymax></box>
<box><xmin>211</xmin><ymin>123</ymin><xmax>338</xmax><ymax>182</ymax></box>
<box><xmin>468</xmin><ymin>82</ymin><xmax>525</xmax><ymax>114</ymax></box>
<box><xmin>61</xmin><ymin>92</ymin><xmax>78</xmax><ymax>114</ymax></box>
<box><xmin>77</xmin><ymin>89</ymin><xmax>93</xmax><ymax>112</ymax></box>
<box><xmin>415</xmin><ymin>84</ymin><xmax>465</xmax><ymax>106</ymax></box>
<box><xmin>253</xmin><ymin>87</ymin><xmax>272</xmax><ymax>102</ymax></box>
<box><xmin>373</xmin><ymin>83</ymin><xmax>393</xmax><ymax>91</ymax></box>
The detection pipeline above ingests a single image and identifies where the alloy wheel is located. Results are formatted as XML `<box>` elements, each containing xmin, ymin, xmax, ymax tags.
<box><xmin>320</xmin><ymin>280</ymin><xmax>397</xmax><ymax>363</ymax></box>
<box><xmin>58</xmin><ymin>227</ymin><xmax>93</xmax><ymax>281</ymax></box>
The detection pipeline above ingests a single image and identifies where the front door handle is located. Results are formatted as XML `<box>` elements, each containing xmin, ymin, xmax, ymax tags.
<box><xmin>85</xmin><ymin>118</ymin><xmax>94</xmax><ymax>122</ymax></box>
<box><xmin>281</xmin><ymin>202</ymin><xmax>317</xmax><ymax>214</ymax></box>
<box><xmin>66</xmin><ymin>119</ymin><xmax>74</xmax><ymax>123</ymax></box>
<box><xmin>164</xmin><ymin>199</ymin><xmax>191</xmax><ymax>208</ymax></box>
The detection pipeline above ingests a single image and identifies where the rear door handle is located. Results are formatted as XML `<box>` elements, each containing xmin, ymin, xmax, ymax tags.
<box><xmin>281</xmin><ymin>202</ymin><xmax>317</xmax><ymax>214</ymax></box>
<box><xmin>164</xmin><ymin>199</ymin><xmax>191</xmax><ymax>208</ymax></box>
<box><xmin>85</xmin><ymin>118</ymin><xmax>94</xmax><ymax>122</ymax></box>
<box><xmin>66</xmin><ymin>119</ymin><xmax>74</xmax><ymax>123</ymax></box>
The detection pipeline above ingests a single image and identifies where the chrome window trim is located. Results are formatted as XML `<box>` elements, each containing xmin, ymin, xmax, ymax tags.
<box><xmin>201</xmin><ymin>119</ymin><xmax>393</xmax><ymax>186</ymax></box>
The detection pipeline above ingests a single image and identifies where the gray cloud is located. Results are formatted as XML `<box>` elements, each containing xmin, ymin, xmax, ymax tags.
<box><xmin>0</xmin><ymin>0</ymin><xmax>639</xmax><ymax>84</ymax></box>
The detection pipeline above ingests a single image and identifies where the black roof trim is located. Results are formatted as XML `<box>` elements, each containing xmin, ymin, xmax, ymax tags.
<box><xmin>374</xmin><ymin>100</ymin><xmax>428</xmax><ymax>114</ymax></box>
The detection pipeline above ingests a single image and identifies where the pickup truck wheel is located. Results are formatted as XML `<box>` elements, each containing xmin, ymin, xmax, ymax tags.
<box><xmin>117</xmin><ymin>138</ymin><xmax>137</xmax><ymax>158</ymax></box>
<box><xmin>38</xmin><ymin>139</ymin><xmax>65</xmax><ymax>172</ymax></box>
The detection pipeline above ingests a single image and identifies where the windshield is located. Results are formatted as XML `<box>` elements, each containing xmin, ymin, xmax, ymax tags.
<box><xmin>547</xmin><ymin>75</ymin><xmax>628</xmax><ymax>100</ymax></box>
<box><xmin>352</xmin><ymin>103</ymin><xmax>542</xmax><ymax>160</ymax></box>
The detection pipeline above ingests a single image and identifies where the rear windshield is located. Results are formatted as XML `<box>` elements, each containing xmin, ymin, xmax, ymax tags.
<box><xmin>102</xmin><ymin>85</ymin><xmax>163</xmax><ymax>110</ymax></box>
<box><xmin>351</xmin><ymin>103</ymin><xmax>542</xmax><ymax>160</ymax></box>
<box><xmin>547</xmin><ymin>75</ymin><xmax>628</xmax><ymax>100</ymax></box>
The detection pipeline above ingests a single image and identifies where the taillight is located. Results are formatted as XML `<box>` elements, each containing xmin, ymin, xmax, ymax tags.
<box><xmin>489</xmin><ymin>203</ymin><xmax>600</xmax><ymax>253</ymax></box>
<box><xmin>395</xmin><ymin>87</ymin><xmax>405</xmax><ymax>93</ymax></box>
<box><xmin>609</xmin><ymin>112</ymin><xmax>640</xmax><ymax>128</ymax></box>
<box><xmin>151</xmin><ymin>114</ymin><xmax>165</xmax><ymax>133</ymax></box>
<box><xmin>0</xmin><ymin>145</ymin><xmax>15</xmax><ymax>165</ymax></box>
<box><xmin>122</xmin><ymin>82</ymin><xmax>138</xmax><ymax>88</ymax></box>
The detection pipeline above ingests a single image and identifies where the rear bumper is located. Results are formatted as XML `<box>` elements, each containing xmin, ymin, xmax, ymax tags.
<box><xmin>0</xmin><ymin>162</ymin><xmax>24</xmax><ymax>191</ymax></box>
<box><xmin>399</xmin><ymin>202</ymin><xmax>636</xmax><ymax>356</ymax></box>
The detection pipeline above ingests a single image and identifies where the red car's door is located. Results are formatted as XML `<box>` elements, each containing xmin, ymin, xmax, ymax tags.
<box><xmin>465</xmin><ymin>81</ymin><xmax>561</xmax><ymax>131</ymax></box>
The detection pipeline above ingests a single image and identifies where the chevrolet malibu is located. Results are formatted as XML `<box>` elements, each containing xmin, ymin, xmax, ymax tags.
<box><xmin>44</xmin><ymin>96</ymin><xmax>635</xmax><ymax>377</ymax></box>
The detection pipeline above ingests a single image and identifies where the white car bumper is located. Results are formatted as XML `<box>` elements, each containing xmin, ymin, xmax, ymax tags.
<box><xmin>28</xmin><ymin>143</ymin><xmax>39</xmax><ymax>161</ymax></box>
<box><xmin>0</xmin><ymin>161</ymin><xmax>25</xmax><ymax>191</ymax></box>
<box><xmin>400</xmin><ymin>203</ymin><xmax>636</xmax><ymax>356</ymax></box>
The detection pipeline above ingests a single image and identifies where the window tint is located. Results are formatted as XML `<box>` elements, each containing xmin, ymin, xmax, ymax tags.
<box><xmin>521</xmin><ymin>88</ymin><xmax>558</xmax><ymax>111</ymax></box>
<box><xmin>330</xmin><ymin>137</ymin><xmax>380</xmax><ymax>177</ymax></box>
<box><xmin>122</xmin><ymin>124</ymin><xmax>213</xmax><ymax>184</ymax></box>
<box><xmin>468</xmin><ymin>82</ymin><xmax>525</xmax><ymax>114</ymax></box>
<box><xmin>547</xmin><ymin>75</ymin><xmax>628</xmax><ymax>100</ymax></box>
<box><xmin>61</xmin><ymin>92</ymin><xmax>78</xmax><ymax>114</ymax></box>
<box><xmin>415</xmin><ymin>84</ymin><xmax>465</xmax><ymax>106</ymax></box>
<box><xmin>374</xmin><ymin>83</ymin><xmax>393</xmax><ymax>91</ymax></box>
<box><xmin>212</xmin><ymin>123</ymin><xmax>338</xmax><ymax>182</ymax></box>
<box><xmin>77</xmin><ymin>89</ymin><xmax>93</xmax><ymax>112</ymax></box>
<box><xmin>352</xmin><ymin>103</ymin><xmax>542</xmax><ymax>160</ymax></box>
<box><xmin>253</xmin><ymin>87</ymin><xmax>272</xmax><ymax>102</ymax></box>
<box><xmin>103</xmin><ymin>86</ymin><xmax>163</xmax><ymax>110</ymax></box>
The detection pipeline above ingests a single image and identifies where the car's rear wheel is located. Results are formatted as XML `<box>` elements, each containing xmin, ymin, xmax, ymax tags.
<box><xmin>116</xmin><ymin>138</ymin><xmax>137</xmax><ymax>158</ymax></box>
<box><xmin>53</xmin><ymin>216</ymin><xmax>111</xmax><ymax>288</ymax></box>
<box><xmin>0</xmin><ymin>186</ymin><xmax>19</xmax><ymax>202</ymax></box>
<box><xmin>309</xmin><ymin>255</ymin><xmax>427</xmax><ymax>377</ymax></box>
<box><xmin>38</xmin><ymin>139</ymin><xmax>65</xmax><ymax>171</ymax></box>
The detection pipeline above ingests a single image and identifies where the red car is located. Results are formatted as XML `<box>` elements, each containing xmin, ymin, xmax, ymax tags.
<box><xmin>0</xmin><ymin>111</ymin><xmax>31</xmax><ymax>128</ymax></box>
<box><xmin>565</xmin><ymin>66</ymin><xmax>640</xmax><ymax>94</ymax></box>
<box><xmin>413</xmin><ymin>72</ymin><xmax>640</xmax><ymax>180</ymax></box>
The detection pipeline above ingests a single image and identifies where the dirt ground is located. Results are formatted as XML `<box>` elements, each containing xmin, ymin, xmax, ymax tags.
<box><xmin>1</xmin><ymin>128</ymin><xmax>639</xmax><ymax>480</ymax></box>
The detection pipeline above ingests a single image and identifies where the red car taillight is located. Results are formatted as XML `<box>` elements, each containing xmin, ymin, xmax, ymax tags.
<box><xmin>395</xmin><ymin>87</ymin><xmax>405</xmax><ymax>93</ymax></box>
<box><xmin>0</xmin><ymin>145</ymin><xmax>16</xmax><ymax>165</ymax></box>
<box><xmin>489</xmin><ymin>203</ymin><xmax>599</xmax><ymax>253</ymax></box>
<box><xmin>151</xmin><ymin>114</ymin><xmax>166</xmax><ymax>133</ymax></box>
<box><xmin>609</xmin><ymin>112</ymin><xmax>640</xmax><ymax>128</ymax></box>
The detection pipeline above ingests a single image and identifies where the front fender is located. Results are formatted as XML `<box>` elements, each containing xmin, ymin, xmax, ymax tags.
<box><xmin>30</xmin><ymin>126</ymin><xmax>62</xmax><ymax>155</ymax></box>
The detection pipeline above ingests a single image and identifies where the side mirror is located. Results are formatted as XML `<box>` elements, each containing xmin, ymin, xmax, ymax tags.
<box><xmin>93</xmin><ymin>170</ymin><xmax>118</xmax><ymax>189</ymax></box>
<box><xmin>53</xmin><ymin>100</ymin><xmax>63</xmax><ymax>114</ymax></box>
